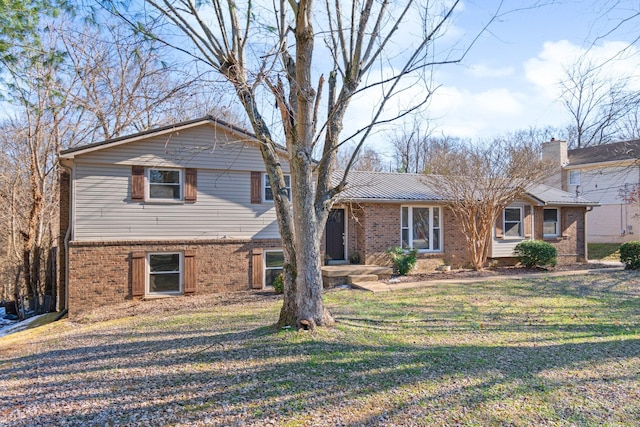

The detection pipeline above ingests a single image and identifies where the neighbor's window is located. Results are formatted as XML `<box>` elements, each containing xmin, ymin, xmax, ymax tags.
<box><xmin>148</xmin><ymin>168</ymin><xmax>182</xmax><ymax>200</ymax></box>
<box><xmin>263</xmin><ymin>174</ymin><xmax>291</xmax><ymax>202</ymax></box>
<box><xmin>504</xmin><ymin>207</ymin><xmax>523</xmax><ymax>238</ymax></box>
<box><xmin>569</xmin><ymin>170</ymin><xmax>580</xmax><ymax>186</ymax></box>
<box><xmin>543</xmin><ymin>208</ymin><xmax>559</xmax><ymax>237</ymax></box>
<box><xmin>401</xmin><ymin>206</ymin><xmax>441</xmax><ymax>252</ymax></box>
<box><xmin>148</xmin><ymin>253</ymin><xmax>182</xmax><ymax>294</ymax></box>
<box><xmin>264</xmin><ymin>250</ymin><xmax>284</xmax><ymax>287</ymax></box>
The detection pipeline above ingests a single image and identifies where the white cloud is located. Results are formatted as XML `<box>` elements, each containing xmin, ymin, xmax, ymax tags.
<box><xmin>466</xmin><ymin>64</ymin><xmax>515</xmax><ymax>78</ymax></box>
<box><xmin>524</xmin><ymin>39</ymin><xmax>640</xmax><ymax>99</ymax></box>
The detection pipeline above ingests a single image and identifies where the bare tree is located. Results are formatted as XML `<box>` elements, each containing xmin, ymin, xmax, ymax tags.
<box><xmin>389</xmin><ymin>118</ymin><xmax>461</xmax><ymax>174</ymax></box>
<box><xmin>2</xmin><ymin>45</ymin><xmax>67</xmax><ymax>313</ymax></box>
<box><xmin>426</xmin><ymin>139</ymin><xmax>553</xmax><ymax>270</ymax></box>
<box><xmin>56</xmin><ymin>20</ymin><xmax>238</xmax><ymax>143</ymax></box>
<box><xmin>559</xmin><ymin>56</ymin><xmax>636</xmax><ymax>148</ymax></box>
<box><xmin>98</xmin><ymin>0</ymin><xmax>502</xmax><ymax>328</ymax></box>
<box><xmin>336</xmin><ymin>146</ymin><xmax>386</xmax><ymax>172</ymax></box>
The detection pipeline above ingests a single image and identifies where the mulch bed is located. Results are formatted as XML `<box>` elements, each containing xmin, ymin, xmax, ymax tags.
<box><xmin>384</xmin><ymin>262</ymin><xmax>621</xmax><ymax>284</ymax></box>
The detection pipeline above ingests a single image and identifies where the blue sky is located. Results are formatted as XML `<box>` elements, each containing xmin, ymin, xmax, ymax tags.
<box><xmin>414</xmin><ymin>0</ymin><xmax>640</xmax><ymax>140</ymax></box>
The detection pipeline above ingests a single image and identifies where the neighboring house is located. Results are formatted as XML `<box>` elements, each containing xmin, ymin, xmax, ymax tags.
<box><xmin>542</xmin><ymin>138</ymin><xmax>640</xmax><ymax>243</ymax></box>
<box><xmin>58</xmin><ymin>117</ymin><xmax>597</xmax><ymax>315</ymax></box>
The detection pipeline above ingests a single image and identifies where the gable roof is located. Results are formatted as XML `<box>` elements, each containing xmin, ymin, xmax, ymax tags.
<box><xmin>59</xmin><ymin>116</ymin><xmax>281</xmax><ymax>159</ymax></box>
<box><xmin>568</xmin><ymin>139</ymin><xmax>640</xmax><ymax>166</ymax></box>
<box><xmin>336</xmin><ymin>170</ymin><xmax>598</xmax><ymax>207</ymax></box>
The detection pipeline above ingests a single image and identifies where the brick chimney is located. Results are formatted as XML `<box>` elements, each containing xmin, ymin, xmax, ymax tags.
<box><xmin>541</xmin><ymin>138</ymin><xmax>568</xmax><ymax>190</ymax></box>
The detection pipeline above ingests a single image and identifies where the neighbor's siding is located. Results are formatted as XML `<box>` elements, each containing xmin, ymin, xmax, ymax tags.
<box><xmin>587</xmin><ymin>203</ymin><xmax>640</xmax><ymax>243</ymax></box>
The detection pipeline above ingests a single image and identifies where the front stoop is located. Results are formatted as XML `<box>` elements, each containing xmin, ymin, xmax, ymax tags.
<box><xmin>349</xmin><ymin>280</ymin><xmax>392</xmax><ymax>292</ymax></box>
<box><xmin>347</xmin><ymin>274</ymin><xmax>379</xmax><ymax>285</ymax></box>
<box><xmin>321</xmin><ymin>264</ymin><xmax>393</xmax><ymax>289</ymax></box>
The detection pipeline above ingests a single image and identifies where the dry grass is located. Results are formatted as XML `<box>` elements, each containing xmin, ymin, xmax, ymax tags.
<box><xmin>1</xmin><ymin>271</ymin><xmax>639</xmax><ymax>426</ymax></box>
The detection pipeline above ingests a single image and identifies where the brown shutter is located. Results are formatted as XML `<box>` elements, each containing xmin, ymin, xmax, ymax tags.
<box><xmin>131</xmin><ymin>251</ymin><xmax>146</xmax><ymax>297</ymax></box>
<box><xmin>131</xmin><ymin>166</ymin><xmax>145</xmax><ymax>201</ymax></box>
<box><xmin>184</xmin><ymin>250</ymin><xmax>196</xmax><ymax>294</ymax></box>
<box><xmin>250</xmin><ymin>171</ymin><xmax>262</xmax><ymax>204</ymax></box>
<box><xmin>185</xmin><ymin>168</ymin><xmax>197</xmax><ymax>203</ymax></box>
<box><xmin>495</xmin><ymin>210</ymin><xmax>504</xmax><ymax>239</ymax></box>
<box><xmin>523</xmin><ymin>205</ymin><xmax>532</xmax><ymax>238</ymax></box>
<box><xmin>561</xmin><ymin>209</ymin><xmax>570</xmax><ymax>237</ymax></box>
<box><xmin>251</xmin><ymin>248</ymin><xmax>263</xmax><ymax>289</ymax></box>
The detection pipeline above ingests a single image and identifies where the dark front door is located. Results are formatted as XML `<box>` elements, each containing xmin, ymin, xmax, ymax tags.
<box><xmin>325</xmin><ymin>209</ymin><xmax>345</xmax><ymax>261</ymax></box>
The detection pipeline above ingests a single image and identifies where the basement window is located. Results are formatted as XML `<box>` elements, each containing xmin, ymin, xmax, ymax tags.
<box><xmin>264</xmin><ymin>250</ymin><xmax>284</xmax><ymax>287</ymax></box>
<box><xmin>148</xmin><ymin>253</ymin><xmax>182</xmax><ymax>294</ymax></box>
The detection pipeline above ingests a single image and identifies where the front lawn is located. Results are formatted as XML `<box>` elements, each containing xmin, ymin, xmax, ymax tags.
<box><xmin>1</xmin><ymin>271</ymin><xmax>639</xmax><ymax>426</ymax></box>
<box><xmin>588</xmin><ymin>243</ymin><xmax>621</xmax><ymax>261</ymax></box>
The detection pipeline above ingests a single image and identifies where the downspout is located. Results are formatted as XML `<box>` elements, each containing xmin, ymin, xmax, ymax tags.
<box><xmin>585</xmin><ymin>206</ymin><xmax>593</xmax><ymax>261</ymax></box>
<box><xmin>59</xmin><ymin>162</ymin><xmax>74</xmax><ymax>312</ymax></box>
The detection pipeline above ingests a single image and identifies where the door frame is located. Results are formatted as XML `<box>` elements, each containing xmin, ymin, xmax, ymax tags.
<box><xmin>325</xmin><ymin>207</ymin><xmax>347</xmax><ymax>262</ymax></box>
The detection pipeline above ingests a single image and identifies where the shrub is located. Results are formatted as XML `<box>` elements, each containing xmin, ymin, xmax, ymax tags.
<box><xmin>386</xmin><ymin>246</ymin><xmax>417</xmax><ymax>275</ymax></box>
<box><xmin>619</xmin><ymin>241</ymin><xmax>640</xmax><ymax>269</ymax></box>
<box><xmin>514</xmin><ymin>240</ymin><xmax>557</xmax><ymax>268</ymax></box>
<box><xmin>273</xmin><ymin>273</ymin><xmax>284</xmax><ymax>294</ymax></box>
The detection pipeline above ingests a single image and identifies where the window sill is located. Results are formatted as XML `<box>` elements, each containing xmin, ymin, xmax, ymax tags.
<box><xmin>141</xmin><ymin>200</ymin><xmax>186</xmax><ymax>205</ymax></box>
<box><xmin>143</xmin><ymin>293</ymin><xmax>182</xmax><ymax>299</ymax></box>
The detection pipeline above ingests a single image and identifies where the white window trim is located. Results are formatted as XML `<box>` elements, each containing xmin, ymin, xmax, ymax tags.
<box><xmin>262</xmin><ymin>173</ymin><xmax>291</xmax><ymax>203</ymax></box>
<box><xmin>146</xmin><ymin>252</ymin><xmax>183</xmax><ymax>296</ymax></box>
<box><xmin>543</xmin><ymin>207</ymin><xmax>560</xmax><ymax>238</ymax></box>
<box><xmin>568</xmin><ymin>170</ymin><xmax>580</xmax><ymax>186</ymax></box>
<box><xmin>401</xmin><ymin>206</ymin><xmax>442</xmax><ymax>253</ymax></box>
<box><xmin>503</xmin><ymin>206</ymin><xmax>523</xmax><ymax>239</ymax></box>
<box><xmin>146</xmin><ymin>167</ymin><xmax>184</xmax><ymax>202</ymax></box>
<box><xmin>264</xmin><ymin>249</ymin><xmax>284</xmax><ymax>288</ymax></box>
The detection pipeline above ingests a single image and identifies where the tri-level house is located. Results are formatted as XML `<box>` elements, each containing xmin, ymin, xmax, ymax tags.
<box><xmin>542</xmin><ymin>138</ymin><xmax>640</xmax><ymax>243</ymax></box>
<box><xmin>59</xmin><ymin>117</ymin><xmax>598</xmax><ymax>315</ymax></box>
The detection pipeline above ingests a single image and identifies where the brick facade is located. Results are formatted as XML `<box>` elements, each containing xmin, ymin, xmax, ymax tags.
<box><xmin>342</xmin><ymin>202</ymin><xmax>588</xmax><ymax>270</ymax></box>
<box><xmin>534</xmin><ymin>206</ymin><xmax>587</xmax><ymax>264</ymax></box>
<box><xmin>67</xmin><ymin>238</ymin><xmax>280</xmax><ymax>316</ymax></box>
<box><xmin>64</xmin><ymin>204</ymin><xmax>589</xmax><ymax>317</ymax></box>
<box><xmin>343</xmin><ymin>203</ymin><xmax>469</xmax><ymax>269</ymax></box>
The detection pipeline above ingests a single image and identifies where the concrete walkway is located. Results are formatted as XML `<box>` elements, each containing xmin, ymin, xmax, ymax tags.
<box><xmin>353</xmin><ymin>264</ymin><xmax>626</xmax><ymax>293</ymax></box>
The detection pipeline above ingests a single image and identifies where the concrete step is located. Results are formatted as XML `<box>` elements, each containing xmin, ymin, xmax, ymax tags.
<box><xmin>347</xmin><ymin>274</ymin><xmax>379</xmax><ymax>284</ymax></box>
<box><xmin>322</xmin><ymin>265</ymin><xmax>393</xmax><ymax>278</ymax></box>
<box><xmin>349</xmin><ymin>281</ymin><xmax>391</xmax><ymax>293</ymax></box>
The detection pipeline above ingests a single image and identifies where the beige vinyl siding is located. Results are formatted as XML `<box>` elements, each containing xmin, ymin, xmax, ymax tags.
<box><xmin>567</xmin><ymin>165</ymin><xmax>640</xmax><ymax>205</ymax></box>
<box><xmin>74</xmin><ymin>124</ymin><xmax>290</xmax><ymax>173</ymax></box>
<box><xmin>73</xmin><ymin>163</ymin><xmax>281</xmax><ymax>241</ymax></box>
